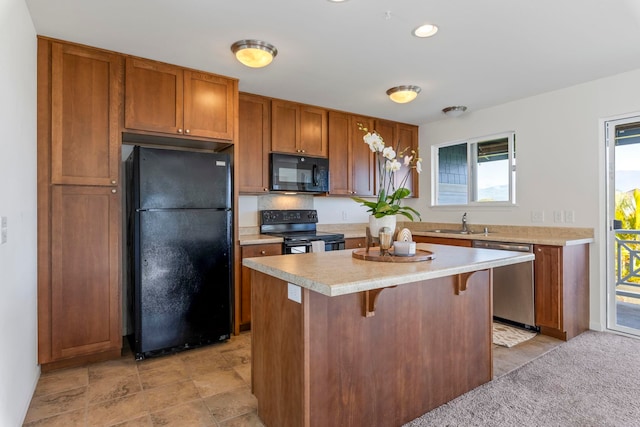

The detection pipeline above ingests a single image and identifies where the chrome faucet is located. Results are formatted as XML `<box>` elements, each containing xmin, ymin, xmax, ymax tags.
<box><xmin>461</xmin><ymin>212</ymin><xmax>469</xmax><ymax>232</ymax></box>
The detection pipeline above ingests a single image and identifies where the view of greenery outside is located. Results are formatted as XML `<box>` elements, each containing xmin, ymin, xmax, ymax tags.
<box><xmin>615</xmin><ymin>189</ymin><xmax>640</xmax><ymax>292</ymax></box>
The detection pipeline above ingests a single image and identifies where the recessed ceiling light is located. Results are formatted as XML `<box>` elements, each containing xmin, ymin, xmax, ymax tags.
<box><xmin>230</xmin><ymin>40</ymin><xmax>278</xmax><ymax>68</ymax></box>
<box><xmin>413</xmin><ymin>24</ymin><xmax>439</xmax><ymax>38</ymax></box>
<box><xmin>327</xmin><ymin>0</ymin><xmax>349</xmax><ymax>2</ymax></box>
<box><xmin>386</xmin><ymin>86</ymin><xmax>421</xmax><ymax>104</ymax></box>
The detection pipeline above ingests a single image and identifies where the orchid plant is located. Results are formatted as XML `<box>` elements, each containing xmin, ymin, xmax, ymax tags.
<box><xmin>352</xmin><ymin>123</ymin><xmax>422</xmax><ymax>221</ymax></box>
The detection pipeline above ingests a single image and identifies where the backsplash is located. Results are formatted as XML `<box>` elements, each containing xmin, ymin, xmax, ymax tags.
<box><xmin>257</xmin><ymin>194</ymin><xmax>313</xmax><ymax>210</ymax></box>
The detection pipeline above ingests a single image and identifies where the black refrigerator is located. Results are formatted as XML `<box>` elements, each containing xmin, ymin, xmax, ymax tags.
<box><xmin>126</xmin><ymin>146</ymin><xmax>232</xmax><ymax>360</ymax></box>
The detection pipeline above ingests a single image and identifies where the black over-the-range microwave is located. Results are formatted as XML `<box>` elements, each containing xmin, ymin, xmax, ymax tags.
<box><xmin>269</xmin><ymin>153</ymin><xmax>329</xmax><ymax>193</ymax></box>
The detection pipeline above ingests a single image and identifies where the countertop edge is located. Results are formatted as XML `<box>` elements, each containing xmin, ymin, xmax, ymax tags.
<box><xmin>242</xmin><ymin>249</ymin><xmax>534</xmax><ymax>297</ymax></box>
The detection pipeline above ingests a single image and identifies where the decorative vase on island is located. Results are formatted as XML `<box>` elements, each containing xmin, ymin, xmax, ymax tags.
<box><xmin>369</xmin><ymin>215</ymin><xmax>397</xmax><ymax>237</ymax></box>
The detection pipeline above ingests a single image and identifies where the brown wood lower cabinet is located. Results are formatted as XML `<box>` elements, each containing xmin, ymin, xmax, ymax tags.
<box><xmin>43</xmin><ymin>186</ymin><xmax>121</xmax><ymax>368</ymax></box>
<box><xmin>251</xmin><ymin>269</ymin><xmax>492</xmax><ymax>427</ymax></box>
<box><xmin>344</xmin><ymin>237</ymin><xmax>366</xmax><ymax>249</ymax></box>
<box><xmin>239</xmin><ymin>243</ymin><xmax>282</xmax><ymax>331</ymax></box>
<box><xmin>413</xmin><ymin>235</ymin><xmax>473</xmax><ymax>247</ymax></box>
<box><xmin>534</xmin><ymin>244</ymin><xmax>589</xmax><ymax>340</ymax></box>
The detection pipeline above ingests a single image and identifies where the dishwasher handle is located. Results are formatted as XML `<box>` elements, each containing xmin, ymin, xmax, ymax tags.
<box><xmin>472</xmin><ymin>240</ymin><xmax>532</xmax><ymax>252</ymax></box>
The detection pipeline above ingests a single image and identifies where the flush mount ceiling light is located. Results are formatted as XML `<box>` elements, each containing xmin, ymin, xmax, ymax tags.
<box><xmin>442</xmin><ymin>106</ymin><xmax>468</xmax><ymax>117</ymax></box>
<box><xmin>386</xmin><ymin>85</ymin><xmax>421</xmax><ymax>104</ymax></box>
<box><xmin>230</xmin><ymin>39</ymin><xmax>278</xmax><ymax>68</ymax></box>
<box><xmin>413</xmin><ymin>24</ymin><xmax>439</xmax><ymax>38</ymax></box>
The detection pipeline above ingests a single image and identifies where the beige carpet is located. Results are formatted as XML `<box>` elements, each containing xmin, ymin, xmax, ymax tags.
<box><xmin>492</xmin><ymin>322</ymin><xmax>537</xmax><ymax>347</ymax></box>
<box><xmin>405</xmin><ymin>331</ymin><xmax>640</xmax><ymax>426</ymax></box>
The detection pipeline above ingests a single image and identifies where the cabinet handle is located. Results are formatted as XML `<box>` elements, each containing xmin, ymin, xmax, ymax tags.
<box><xmin>185</xmin><ymin>129</ymin><xmax>190</xmax><ymax>134</ymax></box>
<box><xmin>358</xmin><ymin>243</ymin><xmax>362</xmax><ymax>247</ymax></box>
<box><xmin>178</xmin><ymin>128</ymin><xmax>183</xmax><ymax>134</ymax></box>
<box><xmin>263</xmin><ymin>188</ymin><xmax>268</xmax><ymax>192</ymax></box>
<box><xmin>260</xmin><ymin>250</ymin><xmax>266</xmax><ymax>255</ymax></box>
<box><xmin>111</xmin><ymin>180</ymin><xmax>117</xmax><ymax>185</ymax></box>
<box><xmin>111</xmin><ymin>189</ymin><xmax>117</xmax><ymax>194</ymax></box>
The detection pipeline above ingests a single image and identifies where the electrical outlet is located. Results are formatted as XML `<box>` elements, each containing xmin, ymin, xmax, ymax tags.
<box><xmin>564</xmin><ymin>210</ymin><xmax>575</xmax><ymax>223</ymax></box>
<box><xmin>553</xmin><ymin>211</ymin><xmax>564</xmax><ymax>223</ymax></box>
<box><xmin>531</xmin><ymin>211</ymin><xmax>544</xmax><ymax>223</ymax></box>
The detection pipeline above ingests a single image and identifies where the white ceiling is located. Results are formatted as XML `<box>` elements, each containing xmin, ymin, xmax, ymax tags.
<box><xmin>25</xmin><ymin>0</ymin><xmax>640</xmax><ymax>125</ymax></box>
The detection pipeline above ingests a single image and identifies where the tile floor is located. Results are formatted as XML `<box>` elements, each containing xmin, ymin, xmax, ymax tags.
<box><xmin>23</xmin><ymin>331</ymin><xmax>562</xmax><ymax>426</ymax></box>
<box><xmin>23</xmin><ymin>333</ymin><xmax>263</xmax><ymax>427</ymax></box>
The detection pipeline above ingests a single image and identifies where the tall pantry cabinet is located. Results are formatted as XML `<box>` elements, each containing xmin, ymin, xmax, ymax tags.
<box><xmin>37</xmin><ymin>38</ymin><xmax>123</xmax><ymax>370</ymax></box>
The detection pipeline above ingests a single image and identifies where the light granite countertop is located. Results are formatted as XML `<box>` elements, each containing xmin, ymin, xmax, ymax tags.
<box><xmin>240</xmin><ymin>222</ymin><xmax>594</xmax><ymax>246</ymax></box>
<box><xmin>242</xmin><ymin>243</ymin><xmax>535</xmax><ymax>297</ymax></box>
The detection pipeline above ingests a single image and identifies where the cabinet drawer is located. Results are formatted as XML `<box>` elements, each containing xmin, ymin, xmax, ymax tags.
<box><xmin>242</xmin><ymin>243</ymin><xmax>283</xmax><ymax>257</ymax></box>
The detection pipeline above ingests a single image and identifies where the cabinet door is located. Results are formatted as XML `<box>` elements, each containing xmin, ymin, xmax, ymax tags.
<box><xmin>240</xmin><ymin>243</ymin><xmax>282</xmax><ymax>328</ymax></box>
<box><xmin>183</xmin><ymin>70</ymin><xmax>235</xmax><ymax>140</ymax></box>
<box><xmin>373</xmin><ymin>119</ymin><xmax>397</xmax><ymax>196</ymax></box>
<box><xmin>396</xmin><ymin>123</ymin><xmax>419</xmax><ymax>197</ymax></box>
<box><xmin>300</xmin><ymin>105</ymin><xmax>328</xmax><ymax>157</ymax></box>
<box><xmin>351</xmin><ymin>115</ymin><xmax>375</xmax><ymax>196</ymax></box>
<box><xmin>239</xmin><ymin>93</ymin><xmax>271</xmax><ymax>193</ymax></box>
<box><xmin>534</xmin><ymin>245</ymin><xmax>563</xmax><ymax>330</ymax></box>
<box><xmin>271</xmin><ymin>99</ymin><xmax>299</xmax><ymax>154</ymax></box>
<box><xmin>50</xmin><ymin>186</ymin><xmax>121</xmax><ymax>360</ymax></box>
<box><xmin>125</xmin><ymin>57</ymin><xmax>183</xmax><ymax>135</ymax></box>
<box><xmin>328</xmin><ymin>111</ymin><xmax>352</xmax><ymax>195</ymax></box>
<box><xmin>50</xmin><ymin>42</ymin><xmax>122</xmax><ymax>186</ymax></box>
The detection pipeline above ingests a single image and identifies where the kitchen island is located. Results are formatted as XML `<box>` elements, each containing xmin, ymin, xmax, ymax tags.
<box><xmin>243</xmin><ymin>243</ymin><xmax>534</xmax><ymax>427</ymax></box>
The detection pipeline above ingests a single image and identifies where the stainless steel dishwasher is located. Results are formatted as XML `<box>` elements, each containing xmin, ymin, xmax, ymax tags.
<box><xmin>472</xmin><ymin>240</ymin><xmax>537</xmax><ymax>330</ymax></box>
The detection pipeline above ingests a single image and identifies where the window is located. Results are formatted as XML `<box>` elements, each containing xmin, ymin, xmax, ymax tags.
<box><xmin>432</xmin><ymin>131</ymin><xmax>516</xmax><ymax>206</ymax></box>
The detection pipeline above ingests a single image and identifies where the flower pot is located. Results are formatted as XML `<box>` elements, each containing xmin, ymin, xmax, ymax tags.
<box><xmin>369</xmin><ymin>215</ymin><xmax>397</xmax><ymax>238</ymax></box>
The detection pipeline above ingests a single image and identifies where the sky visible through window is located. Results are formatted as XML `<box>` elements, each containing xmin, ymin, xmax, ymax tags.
<box><xmin>616</xmin><ymin>142</ymin><xmax>640</xmax><ymax>192</ymax></box>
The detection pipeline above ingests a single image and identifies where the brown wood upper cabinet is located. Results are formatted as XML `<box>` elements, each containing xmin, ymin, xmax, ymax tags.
<box><xmin>328</xmin><ymin>112</ymin><xmax>374</xmax><ymax>196</ymax></box>
<box><xmin>271</xmin><ymin>99</ymin><xmax>328</xmax><ymax>157</ymax></box>
<box><xmin>374</xmin><ymin>119</ymin><xmax>419</xmax><ymax>198</ymax></box>
<box><xmin>238</xmin><ymin>93</ymin><xmax>271</xmax><ymax>193</ymax></box>
<box><xmin>50</xmin><ymin>42</ymin><xmax>122</xmax><ymax>186</ymax></box>
<box><xmin>125</xmin><ymin>57</ymin><xmax>236</xmax><ymax>140</ymax></box>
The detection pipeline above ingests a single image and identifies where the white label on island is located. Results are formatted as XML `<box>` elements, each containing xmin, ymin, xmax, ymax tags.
<box><xmin>287</xmin><ymin>283</ymin><xmax>302</xmax><ymax>303</ymax></box>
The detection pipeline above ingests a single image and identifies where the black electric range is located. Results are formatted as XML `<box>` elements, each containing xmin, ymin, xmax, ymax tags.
<box><xmin>260</xmin><ymin>210</ymin><xmax>345</xmax><ymax>254</ymax></box>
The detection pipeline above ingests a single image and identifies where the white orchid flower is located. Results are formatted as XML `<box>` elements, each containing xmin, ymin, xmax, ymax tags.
<box><xmin>386</xmin><ymin>159</ymin><xmax>401</xmax><ymax>172</ymax></box>
<box><xmin>363</xmin><ymin>132</ymin><xmax>385</xmax><ymax>152</ymax></box>
<box><xmin>403</xmin><ymin>155</ymin><xmax>413</xmax><ymax>166</ymax></box>
<box><xmin>383</xmin><ymin>146</ymin><xmax>396</xmax><ymax>160</ymax></box>
<box><xmin>415</xmin><ymin>159</ymin><xmax>422</xmax><ymax>174</ymax></box>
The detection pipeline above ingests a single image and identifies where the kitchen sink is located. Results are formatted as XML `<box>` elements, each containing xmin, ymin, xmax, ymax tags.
<box><xmin>428</xmin><ymin>229</ymin><xmax>474</xmax><ymax>235</ymax></box>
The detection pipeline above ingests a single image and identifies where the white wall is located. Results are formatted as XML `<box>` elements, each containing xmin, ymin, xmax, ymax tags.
<box><xmin>0</xmin><ymin>0</ymin><xmax>39</xmax><ymax>425</ymax></box>
<box><xmin>420</xmin><ymin>68</ymin><xmax>640</xmax><ymax>332</ymax></box>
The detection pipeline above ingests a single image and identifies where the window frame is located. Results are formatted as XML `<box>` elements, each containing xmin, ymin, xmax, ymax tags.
<box><xmin>431</xmin><ymin>131</ymin><xmax>516</xmax><ymax>207</ymax></box>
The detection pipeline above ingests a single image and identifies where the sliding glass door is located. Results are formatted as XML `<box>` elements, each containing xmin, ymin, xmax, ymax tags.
<box><xmin>606</xmin><ymin>116</ymin><xmax>640</xmax><ymax>336</ymax></box>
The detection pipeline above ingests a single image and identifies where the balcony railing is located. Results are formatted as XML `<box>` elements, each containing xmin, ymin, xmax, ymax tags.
<box><xmin>615</xmin><ymin>229</ymin><xmax>640</xmax><ymax>299</ymax></box>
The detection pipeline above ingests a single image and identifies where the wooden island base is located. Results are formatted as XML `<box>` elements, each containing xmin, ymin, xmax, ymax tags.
<box><xmin>251</xmin><ymin>269</ymin><xmax>493</xmax><ymax>427</ymax></box>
